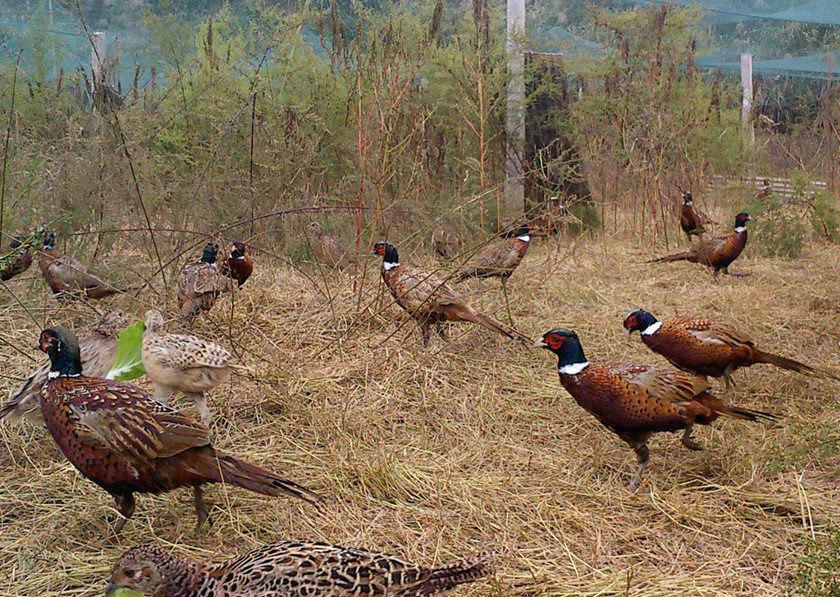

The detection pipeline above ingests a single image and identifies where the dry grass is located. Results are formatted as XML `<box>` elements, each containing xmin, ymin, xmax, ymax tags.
<box><xmin>2</xmin><ymin>227</ymin><xmax>840</xmax><ymax>596</ymax></box>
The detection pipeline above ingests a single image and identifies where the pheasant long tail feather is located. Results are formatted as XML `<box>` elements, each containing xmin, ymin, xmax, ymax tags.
<box><xmin>697</xmin><ymin>394</ymin><xmax>777</xmax><ymax>422</ymax></box>
<box><xmin>413</xmin><ymin>551</ymin><xmax>495</xmax><ymax>596</ymax></box>
<box><xmin>0</xmin><ymin>375</ymin><xmax>42</xmax><ymax>425</ymax></box>
<box><xmin>217</xmin><ymin>454</ymin><xmax>321</xmax><ymax>505</ymax></box>
<box><xmin>752</xmin><ymin>349</ymin><xmax>819</xmax><ymax>377</ymax></box>
<box><xmin>647</xmin><ymin>250</ymin><xmax>697</xmax><ymax>264</ymax></box>
<box><xmin>456</xmin><ymin>267</ymin><xmax>475</xmax><ymax>281</ymax></box>
<box><xmin>457</xmin><ymin>306</ymin><xmax>531</xmax><ymax>346</ymax></box>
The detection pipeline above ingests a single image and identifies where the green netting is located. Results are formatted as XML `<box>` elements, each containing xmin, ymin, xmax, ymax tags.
<box><xmin>697</xmin><ymin>52</ymin><xmax>840</xmax><ymax>80</ymax></box>
<box><xmin>666</xmin><ymin>0</ymin><xmax>840</xmax><ymax>25</ymax></box>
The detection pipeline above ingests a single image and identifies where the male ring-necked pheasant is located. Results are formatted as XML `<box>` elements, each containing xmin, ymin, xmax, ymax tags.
<box><xmin>0</xmin><ymin>226</ymin><xmax>50</xmax><ymax>281</ymax></box>
<box><xmin>678</xmin><ymin>188</ymin><xmax>716</xmax><ymax>241</ymax></box>
<box><xmin>535</xmin><ymin>328</ymin><xmax>774</xmax><ymax>491</ymax></box>
<box><xmin>649</xmin><ymin>212</ymin><xmax>753</xmax><ymax>276</ymax></box>
<box><xmin>0</xmin><ymin>309</ymin><xmax>129</xmax><ymax>425</ymax></box>
<box><xmin>177</xmin><ymin>243</ymin><xmax>221</xmax><ymax>321</ymax></box>
<box><xmin>142</xmin><ymin>309</ymin><xmax>246</xmax><ymax>425</ymax></box>
<box><xmin>623</xmin><ymin>309</ymin><xmax>821</xmax><ymax>387</ymax></box>
<box><xmin>219</xmin><ymin>240</ymin><xmax>253</xmax><ymax>287</ymax></box>
<box><xmin>107</xmin><ymin>541</ymin><xmax>493</xmax><ymax>597</ymax></box>
<box><xmin>373</xmin><ymin>240</ymin><xmax>529</xmax><ymax>346</ymax></box>
<box><xmin>38</xmin><ymin>326</ymin><xmax>319</xmax><ymax>535</ymax></box>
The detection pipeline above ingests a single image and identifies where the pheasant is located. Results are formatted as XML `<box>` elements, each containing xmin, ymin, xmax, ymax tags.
<box><xmin>623</xmin><ymin>309</ymin><xmax>823</xmax><ymax>388</ymax></box>
<box><xmin>456</xmin><ymin>226</ymin><xmax>530</xmax><ymax>285</ymax></box>
<box><xmin>142</xmin><ymin>309</ymin><xmax>247</xmax><ymax>425</ymax></box>
<box><xmin>0</xmin><ymin>309</ymin><xmax>130</xmax><ymax>425</ymax></box>
<box><xmin>431</xmin><ymin>225</ymin><xmax>460</xmax><ymax>260</ymax></box>
<box><xmin>535</xmin><ymin>328</ymin><xmax>775</xmax><ymax>491</ymax></box>
<box><xmin>219</xmin><ymin>240</ymin><xmax>253</xmax><ymax>287</ymax></box>
<box><xmin>177</xmin><ymin>243</ymin><xmax>221</xmax><ymax>321</ymax></box>
<box><xmin>38</xmin><ymin>326</ymin><xmax>320</xmax><ymax>534</ymax></box>
<box><xmin>37</xmin><ymin>231</ymin><xmax>123</xmax><ymax>300</ymax></box>
<box><xmin>373</xmin><ymin>240</ymin><xmax>529</xmax><ymax>346</ymax></box>
<box><xmin>308</xmin><ymin>222</ymin><xmax>353</xmax><ymax>271</ymax></box>
<box><xmin>649</xmin><ymin>212</ymin><xmax>753</xmax><ymax>276</ymax></box>
<box><xmin>107</xmin><ymin>541</ymin><xmax>493</xmax><ymax>597</ymax></box>
<box><xmin>0</xmin><ymin>226</ymin><xmax>50</xmax><ymax>281</ymax></box>
<box><xmin>678</xmin><ymin>188</ymin><xmax>716</xmax><ymax>241</ymax></box>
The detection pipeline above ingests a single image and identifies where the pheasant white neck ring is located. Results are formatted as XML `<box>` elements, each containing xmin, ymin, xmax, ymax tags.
<box><xmin>641</xmin><ymin>321</ymin><xmax>662</xmax><ymax>336</ymax></box>
<box><xmin>734</xmin><ymin>226</ymin><xmax>746</xmax><ymax>233</ymax></box>
<box><xmin>382</xmin><ymin>261</ymin><xmax>399</xmax><ymax>271</ymax></box>
<box><xmin>48</xmin><ymin>371</ymin><xmax>80</xmax><ymax>379</ymax></box>
<box><xmin>517</xmin><ymin>234</ymin><xmax>530</xmax><ymax>242</ymax></box>
<box><xmin>559</xmin><ymin>361</ymin><xmax>589</xmax><ymax>375</ymax></box>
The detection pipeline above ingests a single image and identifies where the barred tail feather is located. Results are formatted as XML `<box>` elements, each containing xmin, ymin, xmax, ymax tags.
<box><xmin>217</xmin><ymin>454</ymin><xmax>321</xmax><ymax>505</ymax></box>
<box><xmin>461</xmin><ymin>309</ymin><xmax>531</xmax><ymax>346</ymax></box>
<box><xmin>647</xmin><ymin>251</ymin><xmax>696</xmax><ymax>264</ymax></box>
<box><xmin>697</xmin><ymin>394</ymin><xmax>777</xmax><ymax>423</ymax></box>
<box><xmin>0</xmin><ymin>373</ymin><xmax>45</xmax><ymax>425</ymax></box>
<box><xmin>413</xmin><ymin>551</ymin><xmax>495</xmax><ymax>596</ymax></box>
<box><xmin>753</xmin><ymin>349</ymin><xmax>817</xmax><ymax>377</ymax></box>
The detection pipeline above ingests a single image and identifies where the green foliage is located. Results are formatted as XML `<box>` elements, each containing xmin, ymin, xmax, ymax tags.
<box><xmin>811</xmin><ymin>190</ymin><xmax>840</xmax><ymax>243</ymax></box>
<box><xmin>786</xmin><ymin>528</ymin><xmax>840</xmax><ymax>597</ymax></box>
<box><xmin>106</xmin><ymin>320</ymin><xmax>147</xmax><ymax>382</ymax></box>
<box><xmin>744</xmin><ymin>193</ymin><xmax>807</xmax><ymax>259</ymax></box>
<box><xmin>567</xmin><ymin>201</ymin><xmax>600</xmax><ymax>235</ymax></box>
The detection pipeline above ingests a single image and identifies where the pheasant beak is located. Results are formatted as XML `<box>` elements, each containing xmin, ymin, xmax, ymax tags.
<box><xmin>533</xmin><ymin>337</ymin><xmax>547</xmax><ymax>348</ymax></box>
<box><xmin>105</xmin><ymin>583</ymin><xmax>144</xmax><ymax>597</ymax></box>
<box><xmin>747</xmin><ymin>215</ymin><xmax>754</xmax><ymax>221</ymax></box>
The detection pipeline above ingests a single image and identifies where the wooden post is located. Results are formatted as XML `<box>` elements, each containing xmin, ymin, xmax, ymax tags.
<box><xmin>91</xmin><ymin>31</ymin><xmax>106</xmax><ymax>88</ymax></box>
<box><xmin>505</xmin><ymin>0</ymin><xmax>525</xmax><ymax>214</ymax></box>
<box><xmin>740</xmin><ymin>52</ymin><xmax>754</xmax><ymax>146</ymax></box>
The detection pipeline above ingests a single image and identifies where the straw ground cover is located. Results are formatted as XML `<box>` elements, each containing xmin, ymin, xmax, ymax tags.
<box><xmin>1</xmin><ymin>225</ymin><xmax>840</xmax><ymax>596</ymax></box>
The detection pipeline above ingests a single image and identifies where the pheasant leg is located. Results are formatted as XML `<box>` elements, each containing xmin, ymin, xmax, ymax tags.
<box><xmin>681</xmin><ymin>426</ymin><xmax>704</xmax><ymax>451</ymax></box>
<box><xmin>628</xmin><ymin>443</ymin><xmax>649</xmax><ymax>493</ymax></box>
<box><xmin>112</xmin><ymin>493</ymin><xmax>136</xmax><ymax>536</ymax></box>
<box><xmin>194</xmin><ymin>486</ymin><xmax>209</xmax><ymax>532</ymax></box>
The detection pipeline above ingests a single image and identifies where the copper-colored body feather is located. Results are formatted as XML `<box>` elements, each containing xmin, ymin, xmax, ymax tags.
<box><xmin>0</xmin><ymin>309</ymin><xmax>129</xmax><ymax>425</ymax></box>
<box><xmin>624</xmin><ymin>311</ymin><xmax>820</xmax><ymax>387</ymax></box>
<box><xmin>537</xmin><ymin>328</ymin><xmax>774</xmax><ymax>491</ymax></box>
<box><xmin>108</xmin><ymin>541</ymin><xmax>493</xmax><ymax>597</ymax></box>
<box><xmin>38</xmin><ymin>326</ymin><xmax>318</xmax><ymax>535</ymax></box>
<box><xmin>650</xmin><ymin>212</ymin><xmax>752</xmax><ymax>275</ymax></box>
<box><xmin>374</xmin><ymin>241</ymin><xmax>529</xmax><ymax>346</ymax></box>
<box><xmin>219</xmin><ymin>241</ymin><xmax>253</xmax><ymax>287</ymax></box>
<box><xmin>678</xmin><ymin>191</ymin><xmax>716</xmax><ymax>241</ymax></box>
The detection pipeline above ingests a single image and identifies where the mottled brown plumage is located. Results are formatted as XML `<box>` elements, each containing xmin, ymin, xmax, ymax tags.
<box><xmin>373</xmin><ymin>241</ymin><xmax>529</xmax><ymax>346</ymax></box>
<box><xmin>431</xmin><ymin>226</ymin><xmax>460</xmax><ymax>260</ymax></box>
<box><xmin>649</xmin><ymin>212</ymin><xmax>753</xmax><ymax>276</ymax></box>
<box><xmin>142</xmin><ymin>309</ymin><xmax>246</xmax><ymax>424</ymax></box>
<box><xmin>177</xmin><ymin>243</ymin><xmax>221</xmax><ymax>321</ymax></box>
<box><xmin>309</xmin><ymin>222</ymin><xmax>353</xmax><ymax>271</ymax></box>
<box><xmin>108</xmin><ymin>541</ymin><xmax>493</xmax><ymax>597</ymax></box>
<box><xmin>0</xmin><ymin>226</ymin><xmax>50</xmax><ymax>281</ymax></box>
<box><xmin>38</xmin><ymin>326</ymin><xmax>319</xmax><ymax>535</ymax></box>
<box><xmin>219</xmin><ymin>241</ymin><xmax>253</xmax><ymax>287</ymax></box>
<box><xmin>536</xmin><ymin>328</ymin><xmax>774</xmax><ymax>491</ymax></box>
<box><xmin>678</xmin><ymin>189</ymin><xmax>716</xmax><ymax>241</ymax></box>
<box><xmin>456</xmin><ymin>227</ymin><xmax>530</xmax><ymax>284</ymax></box>
<box><xmin>37</xmin><ymin>232</ymin><xmax>122</xmax><ymax>300</ymax></box>
<box><xmin>624</xmin><ymin>309</ymin><xmax>821</xmax><ymax>387</ymax></box>
<box><xmin>0</xmin><ymin>309</ymin><xmax>129</xmax><ymax>425</ymax></box>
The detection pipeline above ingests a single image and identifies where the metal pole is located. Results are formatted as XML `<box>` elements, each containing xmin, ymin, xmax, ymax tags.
<box><xmin>91</xmin><ymin>31</ymin><xmax>106</xmax><ymax>88</ymax></box>
<box><xmin>505</xmin><ymin>0</ymin><xmax>525</xmax><ymax>214</ymax></box>
<box><xmin>740</xmin><ymin>52</ymin><xmax>754</xmax><ymax>147</ymax></box>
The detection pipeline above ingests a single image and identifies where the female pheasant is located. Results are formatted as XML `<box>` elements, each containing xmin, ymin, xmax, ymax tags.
<box><xmin>37</xmin><ymin>231</ymin><xmax>123</xmax><ymax>300</ymax></box>
<box><xmin>308</xmin><ymin>222</ymin><xmax>354</xmax><ymax>271</ymax></box>
<box><xmin>38</xmin><ymin>326</ymin><xmax>319</xmax><ymax>535</ymax></box>
<box><xmin>142</xmin><ymin>309</ymin><xmax>247</xmax><ymax>424</ymax></box>
<box><xmin>107</xmin><ymin>541</ymin><xmax>493</xmax><ymax>597</ymax></box>
<box><xmin>623</xmin><ymin>309</ymin><xmax>821</xmax><ymax>387</ymax></box>
<box><xmin>535</xmin><ymin>328</ymin><xmax>775</xmax><ymax>491</ymax></box>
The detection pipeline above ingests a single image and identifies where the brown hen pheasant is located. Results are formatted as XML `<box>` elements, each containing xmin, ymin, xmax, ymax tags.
<box><xmin>37</xmin><ymin>231</ymin><xmax>123</xmax><ymax>300</ymax></box>
<box><xmin>649</xmin><ymin>212</ymin><xmax>753</xmax><ymax>276</ymax></box>
<box><xmin>38</xmin><ymin>326</ymin><xmax>319</xmax><ymax>535</ymax></box>
<box><xmin>624</xmin><ymin>309</ymin><xmax>822</xmax><ymax>387</ymax></box>
<box><xmin>536</xmin><ymin>328</ymin><xmax>774</xmax><ymax>491</ymax></box>
<box><xmin>108</xmin><ymin>541</ymin><xmax>493</xmax><ymax>597</ymax></box>
<box><xmin>309</xmin><ymin>222</ymin><xmax>354</xmax><ymax>271</ymax></box>
<box><xmin>0</xmin><ymin>309</ymin><xmax>129</xmax><ymax>425</ymax></box>
<box><xmin>456</xmin><ymin>226</ymin><xmax>530</xmax><ymax>285</ymax></box>
<box><xmin>373</xmin><ymin>240</ymin><xmax>529</xmax><ymax>346</ymax></box>
<box><xmin>177</xmin><ymin>243</ymin><xmax>221</xmax><ymax>321</ymax></box>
